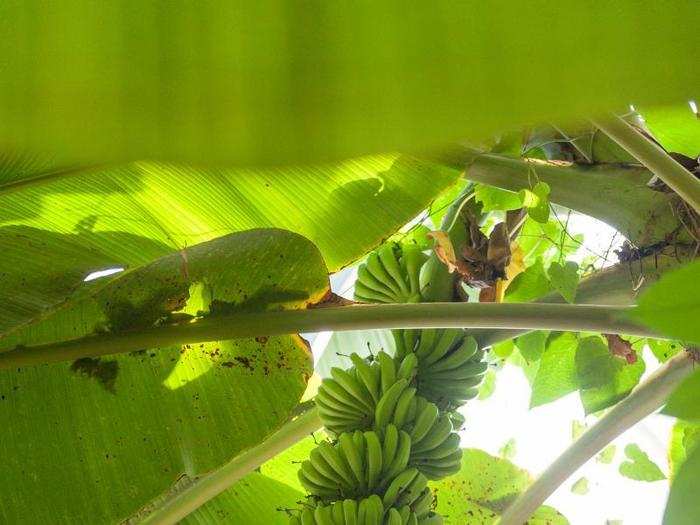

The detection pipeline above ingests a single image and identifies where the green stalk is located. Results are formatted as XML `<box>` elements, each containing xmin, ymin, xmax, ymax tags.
<box><xmin>472</xmin><ymin>250</ymin><xmax>683</xmax><ymax>348</ymax></box>
<box><xmin>499</xmin><ymin>350</ymin><xmax>695</xmax><ymax>525</ymax></box>
<box><xmin>0</xmin><ymin>303</ymin><xmax>658</xmax><ymax>369</ymax></box>
<box><xmin>592</xmin><ymin>115</ymin><xmax>700</xmax><ymax>214</ymax></box>
<box><xmin>137</xmin><ymin>407</ymin><xmax>321</xmax><ymax>525</ymax></box>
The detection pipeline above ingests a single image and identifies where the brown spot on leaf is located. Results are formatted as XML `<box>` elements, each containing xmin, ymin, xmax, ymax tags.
<box><xmin>605</xmin><ymin>334</ymin><xmax>637</xmax><ymax>364</ymax></box>
<box><xmin>70</xmin><ymin>357</ymin><xmax>119</xmax><ymax>393</ymax></box>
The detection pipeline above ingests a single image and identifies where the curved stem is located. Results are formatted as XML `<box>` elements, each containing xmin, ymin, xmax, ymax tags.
<box><xmin>592</xmin><ymin>115</ymin><xmax>700</xmax><ymax>214</ymax></box>
<box><xmin>138</xmin><ymin>406</ymin><xmax>321</xmax><ymax>525</ymax></box>
<box><xmin>0</xmin><ymin>303</ymin><xmax>657</xmax><ymax>369</ymax></box>
<box><xmin>430</xmin><ymin>144</ymin><xmax>677</xmax><ymax>246</ymax></box>
<box><xmin>499</xmin><ymin>350</ymin><xmax>696</xmax><ymax>525</ymax></box>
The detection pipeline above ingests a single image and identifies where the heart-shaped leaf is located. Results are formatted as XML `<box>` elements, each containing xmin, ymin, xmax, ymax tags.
<box><xmin>619</xmin><ymin>444</ymin><xmax>666</xmax><ymax>482</ymax></box>
<box><xmin>548</xmin><ymin>261</ymin><xmax>579</xmax><ymax>304</ymax></box>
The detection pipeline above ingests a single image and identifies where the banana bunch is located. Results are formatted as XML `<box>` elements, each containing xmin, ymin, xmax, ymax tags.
<box><xmin>394</xmin><ymin>329</ymin><xmax>487</xmax><ymax>410</ymax></box>
<box><xmin>299</xmin><ymin>426</ymin><xmax>417</xmax><ymax>500</ymax></box>
<box><xmin>406</xmin><ymin>398</ymin><xmax>463</xmax><ymax>480</ymax></box>
<box><xmin>316</xmin><ymin>352</ymin><xmax>419</xmax><ymax>435</ymax></box>
<box><xmin>355</xmin><ymin>243</ymin><xmax>426</xmax><ymax>303</ymax></box>
<box><xmin>292</xmin><ymin>240</ymin><xmax>491</xmax><ymax>524</ymax></box>
<box><xmin>289</xmin><ymin>494</ymin><xmax>442</xmax><ymax>525</ymax></box>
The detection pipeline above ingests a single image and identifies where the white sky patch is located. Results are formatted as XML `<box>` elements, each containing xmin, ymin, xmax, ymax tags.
<box><xmin>459</xmin><ymin>350</ymin><xmax>673</xmax><ymax>525</ymax></box>
<box><xmin>564</xmin><ymin>211</ymin><xmax>625</xmax><ymax>268</ymax></box>
<box><xmin>83</xmin><ymin>267</ymin><xmax>124</xmax><ymax>282</ymax></box>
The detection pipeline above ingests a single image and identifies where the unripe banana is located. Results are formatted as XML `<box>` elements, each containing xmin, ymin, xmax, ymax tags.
<box><xmin>365</xmin><ymin>431</ymin><xmax>383</xmax><ymax>490</ymax></box>
<box><xmin>340</xmin><ymin>433</ymin><xmax>366</xmax><ymax>492</ymax></box>
<box><xmin>331</xmin><ymin>367</ymin><xmax>375</xmax><ymax>412</ymax></box>
<box><xmin>382</xmin><ymin>468</ymin><xmax>426</xmax><ymax>508</ymax></box>
<box><xmin>380</xmin><ymin>430</ymin><xmax>412</xmax><ymax>486</ymax></box>
<box><xmin>378</xmin><ymin>351</ymin><xmax>397</xmax><ymax>394</ymax></box>
<box><xmin>385</xmin><ymin>507</ymin><xmax>403</xmax><ymax>525</ymax></box>
<box><xmin>391</xmin><ymin>387</ymin><xmax>417</xmax><ymax>429</ymax></box>
<box><xmin>355</xmin><ymin>243</ymin><xmax>426</xmax><ymax>304</ymax></box>
<box><xmin>343</xmin><ymin>499</ymin><xmax>358</xmax><ymax>525</ymax></box>
<box><xmin>411</xmin><ymin>415</ymin><xmax>455</xmax><ymax>456</ymax></box>
<box><xmin>378</xmin><ymin>244</ymin><xmax>410</xmax><ymax>295</ymax></box>
<box><xmin>375</xmin><ymin>379</ymin><xmax>409</xmax><ymax>429</ymax></box>
<box><xmin>407</xmin><ymin>398</ymin><xmax>439</xmax><ymax>443</ymax></box>
<box><xmin>351</xmin><ymin>353</ymin><xmax>382</xmax><ymax>404</ymax></box>
<box><xmin>382</xmin><ymin>424</ymin><xmax>399</xmax><ymax>468</ymax></box>
<box><xmin>396</xmin><ymin>353</ymin><xmax>418</xmax><ymax>381</ymax></box>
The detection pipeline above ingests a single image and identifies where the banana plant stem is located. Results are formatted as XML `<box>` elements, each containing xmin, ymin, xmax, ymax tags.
<box><xmin>592</xmin><ymin>114</ymin><xmax>700</xmax><ymax>214</ymax></box>
<box><xmin>499</xmin><ymin>350</ymin><xmax>696</xmax><ymax>525</ymax></box>
<box><xmin>138</xmin><ymin>407</ymin><xmax>321</xmax><ymax>525</ymax></box>
<box><xmin>0</xmin><ymin>303</ymin><xmax>657</xmax><ymax>369</ymax></box>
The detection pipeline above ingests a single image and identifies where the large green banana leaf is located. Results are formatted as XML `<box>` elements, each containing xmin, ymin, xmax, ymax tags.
<box><xmin>0</xmin><ymin>229</ymin><xmax>325</xmax><ymax>523</ymax></box>
<box><xmin>1</xmin><ymin>155</ymin><xmax>459</xmax><ymax>340</ymax></box>
<box><xmin>0</xmin><ymin>3</ymin><xmax>697</xmax><ymax>166</ymax></box>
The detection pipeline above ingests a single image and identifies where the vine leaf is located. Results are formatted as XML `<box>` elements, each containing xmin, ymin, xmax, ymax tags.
<box><xmin>519</xmin><ymin>181</ymin><xmax>551</xmax><ymax>223</ymax></box>
<box><xmin>570</xmin><ymin>477</ymin><xmax>589</xmax><ymax>495</ymax></box>
<box><xmin>663</xmin><ymin>445</ymin><xmax>700</xmax><ymax>525</ymax></box>
<box><xmin>576</xmin><ymin>336</ymin><xmax>645</xmax><ymax>414</ymax></box>
<box><xmin>504</xmin><ymin>258</ymin><xmax>552</xmax><ymax>303</ymax></box>
<box><xmin>597</xmin><ymin>445</ymin><xmax>617</xmax><ymax>464</ymax></box>
<box><xmin>530</xmin><ymin>332</ymin><xmax>579</xmax><ymax>408</ymax></box>
<box><xmin>619</xmin><ymin>444</ymin><xmax>666</xmax><ymax>482</ymax></box>
<box><xmin>668</xmin><ymin>421</ymin><xmax>700</xmax><ymax>480</ymax></box>
<box><xmin>629</xmin><ymin>260</ymin><xmax>700</xmax><ymax>344</ymax></box>
<box><xmin>515</xmin><ymin>331</ymin><xmax>549</xmax><ymax>363</ymax></box>
<box><xmin>548</xmin><ymin>260</ymin><xmax>579</xmax><ymax>303</ymax></box>
<box><xmin>663</xmin><ymin>370</ymin><xmax>700</xmax><ymax>422</ymax></box>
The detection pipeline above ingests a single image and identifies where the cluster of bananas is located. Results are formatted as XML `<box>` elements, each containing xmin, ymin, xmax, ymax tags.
<box><xmin>354</xmin><ymin>243</ymin><xmax>426</xmax><ymax>303</ymax></box>
<box><xmin>394</xmin><ymin>329</ymin><xmax>487</xmax><ymax>411</ymax></box>
<box><xmin>299</xmin><ymin>427</ymin><xmax>414</xmax><ymax>499</ymax></box>
<box><xmin>314</xmin><ymin>365</ymin><xmax>464</xmax><ymax>481</ymax></box>
<box><xmin>289</xmin><ymin>494</ymin><xmax>441</xmax><ymax>525</ymax></box>
<box><xmin>316</xmin><ymin>352</ymin><xmax>418</xmax><ymax>434</ymax></box>
<box><xmin>290</xmin><ymin>242</ymin><xmax>488</xmax><ymax>524</ymax></box>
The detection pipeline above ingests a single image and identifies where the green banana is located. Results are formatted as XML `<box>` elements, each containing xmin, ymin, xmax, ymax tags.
<box><xmin>378</xmin><ymin>244</ymin><xmax>410</xmax><ymax>295</ymax></box>
<box><xmin>396</xmin><ymin>353</ymin><xmax>418</xmax><ymax>381</ymax></box>
<box><xmin>380</xmin><ymin>430</ymin><xmax>412</xmax><ymax>486</ymax></box>
<box><xmin>339</xmin><ymin>433</ymin><xmax>366</xmax><ymax>491</ymax></box>
<box><xmin>378</xmin><ymin>351</ymin><xmax>397</xmax><ymax>394</ymax></box>
<box><xmin>382</xmin><ymin>468</ymin><xmax>419</xmax><ymax>507</ymax></box>
<box><xmin>391</xmin><ymin>387</ymin><xmax>417</xmax><ymax>429</ymax></box>
<box><xmin>400</xmin><ymin>244</ymin><xmax>425</xmax><ymax>298</ymax></box>
<box><xmin>354</xmin><ymin>279</ymin><xmax>397</xmax><ymax>303</ymax></box>
<box><xmin>351</xmin><ymin>354</ymin><xmax>382</xmax><ymax>404</ymax></box>
<box><xmin>421</xmin><ymin>329</ymin><xmax>463</xmax><ymax>366</ymax></box>
<box><xmin>412</xmin><ymin>415</ymin><xmax>454</xmax><ymax>455</ymax></box>
<box><xmin>366</xmin><ymin>252</ymin><xmax>402</xmax><ymax>296</ymax></box>
<box><xmin>408</xmin><ymin>399</ymin><xmax>439</xmax><ymax>443</ymax></box>
<box><xmin>330</xmin><ymin>367</ymin><xmax>375</xmax><ymax>412</ymax></box>
<box><xmin>385</xmin><ymin>508</ymin><xmax>402</xmax><ymax>525</ymax></box>
<box><xmin>343</xmin><ymin>499</ymin><xmax>358</xmax><ymax>525</ymax></box>
<box><xmin>317</xmin><ymin>442</ymin><xmax>356</xmax><ymax>488</ymax></box>
<box><xmin>374</xmin><ymin>379</ymin><xmax>409</xmax><ymax>429</ymax></box>
<box><xmin>412</xmin><ymin>433</ymin><xmax>461</xmax><ymax>461</ymax></box>
<box><xmin>414</xmin><ymin>329</ymin><xmax>439</xmax><ymax>360</ymax></box>
<box><xmin>381</xmin><ymin>423</ymin><xmax>399</xmax><ymax>468</ymax></box>
<box><xmin>365</xmin><ymin>431</ymin><xmax>383</xmax><ymax>490</ymax></box>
